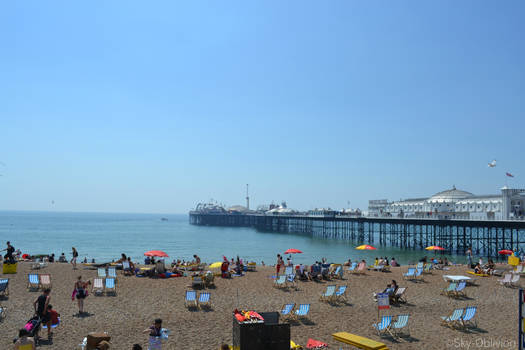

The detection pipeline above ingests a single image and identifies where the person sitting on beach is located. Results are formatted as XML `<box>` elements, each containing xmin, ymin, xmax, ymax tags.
<box><xmin>390</xmin><ymin>257</ymin><xmax>399</xmax><ymax>267</ymax></box>
<box><xmin>374</xmin><ymin>257</ymin><xmax>379</xmax><ymax>266</ymax></box>
<box><xmin>82</xmin><ymin>257</ymin><xmax>87</xmax><ymax>263</ymax></box>
<box><xmin>484</xmin><ymin>258</ymin><xmax>495</xmax><ymax>274</ymax></box>
<box><xmin>125</xmin><ymin>257</ymin><xmax>136</xmax><ymax>275</ymax></box>
<box><xmin>474</xmin><ymin>263</ymin><xmax>482</xmax><ymax>274</ymax></box>
<box><xmin>384</xmin><ymin>257</ymin><xmax>389</xmax><ymax>266</ymax></box>
<box><xmin>58</xmin><ymin>252</ymin><xmax>67</xmax><ymax>263</ymax></box>
<box><xmin>117</xmin><ymin>253</ymin><xmax>127</xmax><ymax>263</ymax></box>
<box><xmin>14</xmin><ymin>328</ymin><xmax>35</xmax><ymax>350</ymax></box>
<box><xmin>193</xmin><ymin>254</ymin><xmax>201</xmax><ymax>264</ymax></box>
<box><xmin>419</xmin><ymin>256</ymin><xmax>427</xmax><ymax>263</ymax></box>
<box><xmin>48</xmin><ymin>253</ymin><xmax>55</xmax><ymax>263</ymax></box>
<box><xmin>344</xmin><ymin>259</ymin><xmax>352</xmax><ymax>267</ymax></box>
<box><xmin>221</xmin><ymin>260</ymin><xmax>230</xmax><ymax>278</ymax></box>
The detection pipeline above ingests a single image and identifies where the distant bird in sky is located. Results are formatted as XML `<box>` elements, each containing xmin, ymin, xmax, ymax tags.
<box><xmin>488</xmin><ymin>159</ymin><xmax>497</xmax><ymax>168</ymax></box>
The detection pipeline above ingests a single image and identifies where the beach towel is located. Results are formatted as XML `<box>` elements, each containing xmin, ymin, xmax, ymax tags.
<box><xmin>306</xmin><ymin>338</ymin><xmax>328</xmax><ymax>349</ymax></box>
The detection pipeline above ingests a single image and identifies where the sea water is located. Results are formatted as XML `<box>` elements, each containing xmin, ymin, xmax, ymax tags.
<box><xmin>0</xmin><ymin>211</ymin><xmax>465</xmax><ymax>265</ymax></box>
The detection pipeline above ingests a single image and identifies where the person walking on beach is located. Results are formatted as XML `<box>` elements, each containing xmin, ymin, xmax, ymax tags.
<box><xmin>73</xmin><ymin>275</ymin><xmax>90</xmax><ymax>314</ymax></box>
<box><xmin>466</xmin><ymin>247</ymin><xmax>472</xmax><ymax>267</ymax></box>
<box><xmin>33</xmin><ymin>288</ymin><xmax>51</xmax><ymax>339</ymax></box>
<box><xmin>71</xmin><ymin>247</ymin><xmax>78</xmax><ymax>269</ymax></box>
<box><xmin>1</xmin><ymin>241</ymin><xmax>15</xmax><ymax>263</ymax></box>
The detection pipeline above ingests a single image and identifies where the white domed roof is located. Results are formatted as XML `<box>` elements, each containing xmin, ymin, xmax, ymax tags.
<box><xmin>428</xmin><ymin>186</ymin><xmax>473</xmax><ymax>203</ymax></box>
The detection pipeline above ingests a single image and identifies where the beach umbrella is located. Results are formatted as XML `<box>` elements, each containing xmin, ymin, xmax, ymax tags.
<box><xmin>209</xmin><ymin>262</ymin><xmax>222</xmax><ymax>268</ymax></box>
<box><xmin>144</xmin><ymin>250</ymin><xmax>169</xmax><ymax>257</ymax></box>
<box><xmin>498</xmin><ymin>249</ymin><xmax>513</xmax><ymax>255</ymax></box>
<box><xmin>284</xmin><ymin>248</ymin><xmax>303</xmax><ymax>254</ymax></box>
<box><xmin>355</xmin><ymin>245</ymin><xmax>376</xmax><ymax>250</ymax></box>
<box><xmin>425</xmin><ymin>246</ymin><xmax>445</xmax><ymax>251</ymax></box>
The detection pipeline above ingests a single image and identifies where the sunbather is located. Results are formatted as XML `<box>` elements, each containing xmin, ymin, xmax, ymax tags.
<box><xmin>390</xmin><ymin>257</ymin><xmax>399</xmax><ymax>267</ymax></box>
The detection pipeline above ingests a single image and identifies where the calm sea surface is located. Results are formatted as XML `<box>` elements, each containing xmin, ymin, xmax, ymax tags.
<box><xmin>0</xmin><ymin>211</ymin><xmax>465</xmax><ymax>265</ymax></box>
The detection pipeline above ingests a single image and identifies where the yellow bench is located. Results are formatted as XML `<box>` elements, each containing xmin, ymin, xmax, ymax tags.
<box><xmin>332</xmin><ymin>332</ymin><xmax>389</xmax><ymax>350</ymax></box>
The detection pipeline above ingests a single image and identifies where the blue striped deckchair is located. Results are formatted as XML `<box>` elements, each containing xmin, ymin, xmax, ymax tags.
<box><xmin>335</xmin><ymin>285</ymin><xmax>348</xmax><ymax>302</ymax></box>
<box><xmin>286</xmin><ymin>272</ymin><xmax>296</xmax><ymax>288</ymax></box>
<box><xmin>284</xmin><ymin>266</ymin><xmax>293</xmax><ymax>276</ymax></box>
<box><xmin>416</xmin><ymin>262</ymin><xmax>424</xmax><ymax>269</ymax></box>
<box><xmin>107</xmin><ymin>267</ymin><xmax>117</xmax><ymax>280</ymax></box>
<box><xmin>198</xmin><ymin>292</ymin><xmax>211</xmax><ymax>308</ymax></box>
<box><xmin>332</xmin><ymin>266</ymin><xmax>343</xmax><ymax>279</ymax></box>
<box><xmin>403</xmin><ymin>268</ymin><xmax>415</xmax><ymax>279</ymax></box>
<box><xmin>28</xmin><ymin>274</ymin><xmax>40</xmax><ymax>290</ymax></box>
<box><xmin>391</xmin><ymin>314</ymin><xmax>410</xmax><ymax>337</ymax></box>
<box><xmin>294</xmin><ymin>304</ymin><xmax>310</xmax><ymax>320</ymax></box>
<box><xmin>0</xmin><ymin>279</ymin><xmax>9</xmax><ymax>296</ymax></box>
<box><xmin>105</xmin><ymin>277</ymin><xmax>116</xmax><ymax>295</ymax></box>
<box><xmin>441</xmin><ymin>308</ymin><xmax>464</xmax><ymax>328</ymax></box>
<box><xmin>441</xmin><ymin>282</ymin><xmax>457</xmax><ymax>296</ymax></box>
<box><xmin>320</xmin><ymin>285</ymin><xmax>336</xmax><ymax>302</ymax></box>
<box><xmin>454</xmin><ymin>281</ymin><xmax>467</xmax><ymax>297</ymax></box>
<box><xmin>274</xmin><ymin>275</ymin><xmax>287</xmax><ymax>288</ymax></box>
<box><xmin>280</xmin><ymin>303</ymin><xmax>295</xmax><ymax>321</ymax></box>
<box><xmin>185</xmin><ymin>290</ymin><xmax>197</xmax><ymax>308</ymax></box>
<box><xmin>97</xmin><ymin>268</ymin><xmax>106</xmax><ymax>278</ymax></box>
<box><xmin>459</xmin><ymin>306</ymin><xmax>477</xmax><ymax>328</ymax></box>
<box><xmin>414</xmin><ymin>268</ymin><xmax>423</xmax><ymax>281</ymax></box>
<box><xmin>347</xmin><ymin>262</ymin><xmax>358</xmax><ymax>273</ymax></box>
<box><xmin>373</xmin><ymin>315</ymin><xmax>393</xmax><ymax>336</ymax></box>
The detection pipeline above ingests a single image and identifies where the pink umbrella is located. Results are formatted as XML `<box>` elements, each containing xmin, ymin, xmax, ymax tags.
<box><xmin>144</xmin><ymin>250</ymin><xmax>169</xmax><ymax>257</ymax></box>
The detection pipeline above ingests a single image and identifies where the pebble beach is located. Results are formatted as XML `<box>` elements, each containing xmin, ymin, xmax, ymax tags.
<box><xmin>0</xmin><ymin>261</ymin><xmax>518</xmax><ymax>349</ymax></box>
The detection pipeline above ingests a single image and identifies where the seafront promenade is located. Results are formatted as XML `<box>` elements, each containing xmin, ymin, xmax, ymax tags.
<box><xmin>190</xmin><ymin>212</ymin><xmax>525</xmax><ymax>258</ymax></box>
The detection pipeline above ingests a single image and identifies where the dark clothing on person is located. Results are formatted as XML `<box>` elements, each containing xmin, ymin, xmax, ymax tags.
<box><xmin>37</xmin><ymin>294</ymin><xmax>50</xmax><ymax>322</ymax></box>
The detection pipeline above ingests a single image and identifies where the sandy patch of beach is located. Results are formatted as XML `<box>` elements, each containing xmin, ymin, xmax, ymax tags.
<box><xmin>0</xmin><ymin>262</ymin><xmax>518</xmax><ymax>349</ymax></box>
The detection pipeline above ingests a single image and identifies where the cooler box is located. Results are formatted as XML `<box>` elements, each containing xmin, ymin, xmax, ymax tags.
<box><xmin>2</xmin><ymin>262</ymin><xmax>17</xmax><ymax>274</ymax></box>
<box><xmin>232</xmin><ymin>312</ymin><xmax>290</xmax><ymax>350</ymax></box>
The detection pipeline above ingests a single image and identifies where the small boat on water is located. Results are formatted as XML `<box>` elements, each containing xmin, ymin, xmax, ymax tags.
<box><xmin>161</xmin><ymin>217</ymin><xmax>168</xmax><ymax>221</ymax></box>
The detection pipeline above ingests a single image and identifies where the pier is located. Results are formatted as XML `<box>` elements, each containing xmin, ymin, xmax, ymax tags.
<box><xmin>189</xmin><ymin>212</ymin><xmax>525</xmax><ymax>257</ymax></box>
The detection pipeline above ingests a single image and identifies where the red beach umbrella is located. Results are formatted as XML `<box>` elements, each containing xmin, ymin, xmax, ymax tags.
<box><xmin>498</xmin><ymin>249</ymin><xmax>513</xmax><ymax>255</ymax></box>
<box><xmin>144</xmin><ymin>250</ymin><xmax>169</xmax><ymax>257</ymax></box>
<box><xmin>284</xmin><ymin>248</ymin><xmax>303</xmax><ymax>254</ymax></box>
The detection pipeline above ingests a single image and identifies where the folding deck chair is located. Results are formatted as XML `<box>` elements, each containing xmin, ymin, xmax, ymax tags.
<box><xmin>294</xmin><ymin>304</ymin><xmax>310</xmax><ymax>321</ymax></box>
<box><xmin>320</xmin><ymin>285</ymin><xmax>336</xmax><ymax>302</ymax></box>
<box><xmin>403</xmin><ymin>268</ymin><xmax>415</xmax><ymax>280</ymax></box>
<box><xmin>331</xmin><ymin>266</ymin><xmax>343</xmax><ymax>279</ymax></box>
<box><xmin>498</xmin><ymin>274</ymin><xmax>512</xmax><ymax>286</ymax></box>
<box><xmin>198</xmin><ymin>292</ymin><xmax>211</xmax><ymax>309</ymax></box>
<box><xmin>107</xmin><ymin>267</ymin><xmax>117</xmax><ymax>281</ymax></box>
<box><xmin>92</xmin><ymin>278</ymin><xmax>104</xmax><ymax>296</ymax></box>
<box><xmin>185</xmin><ymin>290</ymin><xmax>197</xmax><ymax>308</ymax></box>
<box><xmin>274</xmin><ymin>275</ymin><xmax>287</xmax><ymax>288</ymax></box>
<box><xmin>280</xmin><ymin>303</ymin><xmax>295</xmax><ymax>321</ymax></box>
<box><xmin>459</xmin><ymin>306</ymin><xmax>477</xmax><ymax>329</ymax></box>
<box><xmin>441</xmin><ymin>282</ymin><xmax>457</xmax><ymax>296</ymax></box>
<box><xmin>391</xmin><ymin>314</ymin><xmax>410</xmax><ymax>337</ymax></box>
<box><xmin>0</xmin><ymin>279</ymin><xmax>9</xmax><ymax>297</ymax></box>
<box><xmin>373</xmin><ymin>315</ymin><xmax>393</xmax><ymax>337</ymax></box>
<box><xmin>39</xmin><ymin>274</ymin><xmax>52</xmax><ymax>290</ymax></box>
<box><xmin>441</xmin><ymin>308</ymin><xmax>464</xmax><ymax>328</ymax></box>
<box><xmin>346</xmin><ymin>262</ymin><xmax>358</xmax><ymax>274</ymax></box>
<box><xmin>97</xmin><ymin>268</ymin><xmax>107</xmax><ymax>278</ymax></box>
<box><xmin>105</xmin><ymin>277</ymin><xmax>117</xmax><ymax>295</ymax></box>
<box><xmin>335</xmin><ymin>285</ymin><xmax>348</xmax><ymax>303</ymax></box>
<box><xmin>391</xmin><ymin>287</ymin><xmax>407</xmax><ymax>304</ymax></box>
<box><xmin>27</xmin><ymin>274</ymin><xmax>40</xmax><ymax>291</ymax></box>
<box><xmin>454</xmin><ymin>281</ymin><xmax>467</xmax><ymax>298</ymax></box>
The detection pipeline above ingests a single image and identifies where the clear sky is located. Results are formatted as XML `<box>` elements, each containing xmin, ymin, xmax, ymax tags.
<box><xmin>1</xmin><ymin>1</ymin><xmax>524</xmax><ymax>214</ymax></box>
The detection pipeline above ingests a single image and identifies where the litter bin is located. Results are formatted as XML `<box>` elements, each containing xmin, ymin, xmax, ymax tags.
<box><xmin>2</xmin><ymin>262</ymin><xmax>17</xmax><ymax>274</ymax></box>
<box><xmin>232</xmin><ymin>312</ymin><xmax>290</xmax><ymax>350</ymax></box>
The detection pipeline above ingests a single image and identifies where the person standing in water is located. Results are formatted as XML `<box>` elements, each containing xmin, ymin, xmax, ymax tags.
<box><xmin>71</xmin><ymin>247</ymin><xmax>78</xmax><ymax>269</ymax></box>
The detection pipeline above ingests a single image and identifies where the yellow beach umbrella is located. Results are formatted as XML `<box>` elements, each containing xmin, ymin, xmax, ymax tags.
<box><xmin>209</xmin><ymin>262</ymin><xmax>222</xmax><ymax>269</ymax></box>
<box><xmin>355</xmin><ymin>245</ymin><xmax>376</xmax><ymax>250</ymax></box>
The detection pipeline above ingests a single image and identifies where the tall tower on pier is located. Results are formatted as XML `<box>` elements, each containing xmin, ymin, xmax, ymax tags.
<box><xmin>246</xmin><ymin>184</ymin><xmax>250</xmax><ymax>210</ymax></box>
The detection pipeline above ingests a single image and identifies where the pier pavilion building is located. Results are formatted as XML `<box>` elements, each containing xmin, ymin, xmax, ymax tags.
<box><xmin>369</xmin><ymin>186</ymin><xmax>525</xmax><ymax>220</ymax></box>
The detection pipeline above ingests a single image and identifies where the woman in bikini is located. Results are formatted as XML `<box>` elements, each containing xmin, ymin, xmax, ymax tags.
<box><xmin>74</xmin><ymin>276</ymin><xmax>90</xmax><ymax>314</ymax></box>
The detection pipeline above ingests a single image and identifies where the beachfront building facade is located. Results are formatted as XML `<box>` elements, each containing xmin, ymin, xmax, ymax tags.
<box><xmin>372</xmin><ymin>186</ymin><xmax>525</xmax><ymax>220</ymax></box>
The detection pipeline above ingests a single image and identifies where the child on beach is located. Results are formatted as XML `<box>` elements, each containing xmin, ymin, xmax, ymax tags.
<box><xmin>144</xmin><ymin>318</ymin><xmax>165</xmax><ymax>350</ymax></box>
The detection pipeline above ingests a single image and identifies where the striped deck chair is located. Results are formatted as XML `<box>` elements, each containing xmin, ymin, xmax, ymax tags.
<box><xmin>105</xmin><ymin>277</ymin><xmax>117</xmax><ymax>295</ymax></box>
<box><xmin>454</xmin><ymin>281</ymin><xmax>467</xmax><ymax>298</ymax></box>
<box><xmin>198</xmin><ymin>292</ymin><xmax>211</xmax><ymax>309</ymax></box>
<box><xmin>441</xmin><ymin>282</ymin><xmax>457</xmax><ymax>296</ymax></box>
<box><xmin>286</xmin><ymin>272</ymin><xmax>297</xmax><ymax>288</ymax></box>
<box><xmin>274</xmin><ymin>275</ymin><xmax>287</xmax><ymax>288</ymax></box>
<box><xmin>498</xmin><ymin>274</ymin><xmax>512</xmax><ymax>286</ymax></box>
<box><xmin>92</xmin><ymin>278</ymin><xmax>104</xmax><ymax>295</ymax></box>
<box><xmin>280</xmin><ymin>303</ymin><xmax>295</xmax><ymax>321</ymax></box>
<box><xmin>294</xmin><ymin>304</ymin><xmax>310</xmax><ymax>321</ymax></box>
<box><xmin>391</xmin><ymin>287</ymin><xmax>407</xmax><ymax>304</ymax></box>
<box><xmin>403</xmin><ymin>268</ymin><xmax>415</xmax><ymax>280</ymax></box>
<box><xmin>416</xmin><ymin>262</ymin><xmax>424</xmax><ymax>269</ymax></box>
<box><xmin>185</xmin><ymin>290</ymin><xmax>197</xmax><ymax>308</ymax></box>
<box><xmin>97</xmin><ymin>268</ymin><xmax>107</xmax><ymax>278</ymax></box>
<box><xmin>0</xmin><ymin>304</ymin><xmax>6</xmax><ymax>321</ymax></box>
<box><xmin>40</xmin><ymin>274</ymin><xmax>52</xmax><ymax>290</ymax></box>
<box><xmin>373</xmin><ymin>315</ymin><xmax>393</xmax><ymax>337</ymax></box>
<box><xmin>391</xmin><ymin>314</ymin><xmax>410</xmax><ymax>337</ymax></box>
<box><xmin>335</xmin><ymin>285</ymin><xmax>348</xmax><ymax>303</ymax></box>
<box><xmin>459</xmin><ymin>306</ymin><xmax>477</xmax><ymax>329</ymax></box>
<box><xmin>423</xmin><ymin>263</ymin><xmax>432</xmax><ymax>274</ymax></box>
<box><xmin>414</xmin><ymin>268</ymin><xmax>423</xmax><ymax>281</ymax></box>
<box><xmin>347</xmin><ymin>262</ymin><xmax>358</xmax><ymax>274</ymax></box>
<box><xmin>441</xmin><ymin>308</ymin><xmax>464</xmax><ymax>328</ymax></box>
<box><xmin>107</xmin><ymin>267</ymin><xmax>117</xmax><ymax>281</ymax></box>
<box><xmin>0</xmin><ymin>279</ymin><xmax>9</xmax><ymax>297</ymax></box>
<box><xmin>320</xmin><ymin>285</ymin><xmax>336</xmax><ymax>302</ymax></box>
<box><xmin>331</xmin><ymin>266</ymin><xmax>343</xmax><ymax>279</ymax></box>
<box><xmin>284</xmin><ymin>266</ymin><xmax>293</xmax><ymax>276</ymax></box>
<box><xmin>27</xmin><ymin>274</ymin><xmax>40</xmax><ymax>291</ymax></box>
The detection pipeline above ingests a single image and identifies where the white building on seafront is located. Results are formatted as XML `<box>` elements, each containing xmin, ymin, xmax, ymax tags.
<box><xmin>369</xmin><ymin>186</ymin><xmax>525</xmax><ymax>220</ymax></box>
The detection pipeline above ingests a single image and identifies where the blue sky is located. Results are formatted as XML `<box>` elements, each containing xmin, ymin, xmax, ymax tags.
<box><xmin>1</xmin><ymin>1</ymin><xmax>524</xmax><ymax>213</ymax></box>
